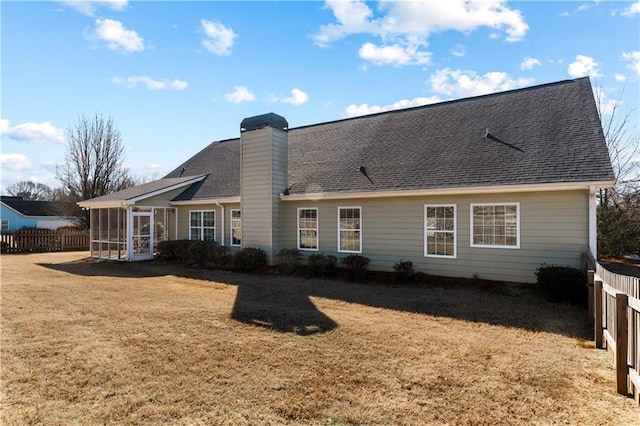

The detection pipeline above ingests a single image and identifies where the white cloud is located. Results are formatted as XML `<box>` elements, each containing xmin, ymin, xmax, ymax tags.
<box><xmin>0</xmin><ymin>118</ymin><xmax>66</xmax><ymax>144</ymax></box>
<box><xmin>282</xmin><ymin>88</ymin><xmax>309</xmax><ymax>106</ymax></box>
<box><xmin>90</xmin><ymin>18</ymin><xmax>144</xmax><ymax>54</ymax></box>
<box><xmin>201</xmin><ymin>19</ymin><xmax>236</xmax><ymax>55</ymax></box>
<box><xmin>428</xmin><ymin>68</ymin><xmax>533</xmax><ymax>97</ymax></box>
<box><xmin>520</xmin><ymin>56</ymin><xmax>541</xmax><ymax>70</ymax></box>
<box><xmin>358</xmin><ymin>42</ymin><xmax>431</xmax><ymax>66</ymax></box>
<box><xmin>314</xmin><ymin>0</ymin><xmax>528</xmax><ymax>67</ymax></box>
<box><xmin>622</xmin><ymin>51</ymin><xmax>640</xmax><ymax>76</ymax></box>
<box><xmin>0</xmin><ymin>154</ymin><xmax>32</xmax><ymax>171</ymax></box>
<box><xmin>112</xmin><ymin>75</ymin><xmax>188</xmax><ymax>90</ymax></box>
<box><xmin>567</xmin><ymin>55</ymin><xmax>602</xmax><ymax>78</ymax></box>
<box><xmin>59</xmin><ymin>0</ymin><xmax>128</xmax><ymax>16</ymax></box>
<box><xmin>450</xmin><ymin>44</ymin><xmax>466</xmax><ymax>58</ymax></box>
<box><xmin>614</xmin><ymin>73</ymin><xmax>627</xmax><ymax>82</ymax></box>
<box><xmin>344</xmin><ymin>96</ymin><xmax>441</xmax><ymax>118</ymax></box>
<box><xmin>622</xmin><ymin>1</ymin><xmax>640</xmax><ymax>16</ymax></box>
<box><xmin>224</xmin><ymin>86</ymin><xmax>255</xmax><ymax>103</ymax></box>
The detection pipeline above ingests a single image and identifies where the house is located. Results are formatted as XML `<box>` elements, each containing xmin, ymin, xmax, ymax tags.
<box><xmin>0</xmin><ymin>196</ymin><xmax>77</xmax><ymax>232</ymax></box>
<box><xmin>78</xmin><ymin>77</ymin><xmax>614</xmax><ymax>283</ymax></box>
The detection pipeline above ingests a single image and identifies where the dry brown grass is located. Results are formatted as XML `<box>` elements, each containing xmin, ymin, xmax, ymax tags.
<box><xmin>1</xmin><ymin>252</ymin><xmax>638</xmax><ymax>425</ymax></box>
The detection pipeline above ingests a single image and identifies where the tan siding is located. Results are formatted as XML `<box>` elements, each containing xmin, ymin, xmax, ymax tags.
<box><xmin>241</xmin><ymin>127</ymin><xmax>288</xmax><ymax>264</ymax></box>
<box><xmin>175</xmin><ymin>204</ymin><xmax>222</xmax><ymax>242</ymax></box>
<box><xmin>281</xmin><ymin>190</ymin><xmax>589</xmax><ymax>283</ymax></box>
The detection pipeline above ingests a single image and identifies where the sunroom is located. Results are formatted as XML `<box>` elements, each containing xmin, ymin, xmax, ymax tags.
<box><xmin>77</xmin><ymin>175</ymin><xmax>206</xmax><ymax>261</ymax></box>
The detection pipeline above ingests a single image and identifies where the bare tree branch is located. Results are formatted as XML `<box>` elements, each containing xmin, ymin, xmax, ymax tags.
<box><xmin>55</xmin><ymin>113</ymin><xmax>133</xmax><ymax>226</ymax></box>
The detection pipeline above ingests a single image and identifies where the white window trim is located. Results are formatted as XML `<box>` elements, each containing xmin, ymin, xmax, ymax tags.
<box><xmin>189</xmin><ymin>210</ymin><xmax>216</xmax><ymax>241</ymax></box>
<box><xmin>297</xmin><ymin>207</ymin><xmax>319</xmax><ymax>251</ymax></box>
<box><xmin>424</xmin><ymin>204</ymin><xmax>457</xmax><ymax>259</ymax></box>
<box><xmin>470</xmin><ymin>202</ymin><xmax>520</xmax><ymax>249</ymax></box>
<box><xmin>230</xmin><ymin>209</ymin><xmax>241</xmax><ymax>247</ymax></box>
<box><xmin>337</xmin><ymin>206</ymin><xmax>362</xmax><ymax>254</ymax></box>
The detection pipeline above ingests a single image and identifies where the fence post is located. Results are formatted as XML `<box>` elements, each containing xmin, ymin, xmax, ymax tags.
<box><xmin>594</xmin><ymin>280</ymin><xmax>603</xmax><ymax>349</ymax></box>
<box><xmin>615</xmin><ymin>292</ymin><xmax>630</xmax><ymax>395</ymax></box>
<box><xmin>588</xmin><ymin>270</ymin><xmax>595</xmax><ymax>321</ymax></box>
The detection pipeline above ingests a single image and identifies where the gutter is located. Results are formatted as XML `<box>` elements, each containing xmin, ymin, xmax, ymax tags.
<box><xmin>278</xmin><ymin>181</ymin><xmax>615</xmax><ymax>201</ymax></box>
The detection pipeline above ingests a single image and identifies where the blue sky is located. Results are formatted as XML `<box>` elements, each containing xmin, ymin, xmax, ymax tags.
<box><xmin>1</xmin><ymin>0</ymin><xmax>639</xmax><ymax>192</ymax></box>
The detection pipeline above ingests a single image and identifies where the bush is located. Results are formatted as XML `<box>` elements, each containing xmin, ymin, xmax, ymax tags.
<box><xmin>277</xmin><ymin>248</ymin><xmax>302</xmax><ymax>275</ymax></box>
<box><xmin>214</xmin><ymin>244</ymin><xmax>232</xmax><ymax>266</ymax></box>
<box><xmin>535</xmin><ymin>265</ymin><xmax>587</xmax><ymax>304</ymax></box>
<box><xmin>393</xmin><ymin>259</ymin><xmax>417</xmax><ymax>283</ymax></box>
<box><xmin>188</xmin><ymin>240</ymin><xmax>215</xmax><ymax>266</ymax></box>
<box><xmin>233</xmin><ymin>247</ymin><xmax>268</xmax><ymax>273</ymax></box>
<box><xmin>341</xmin><ymin>254</ymin><xmax>370</xmax><ymax>282</ymax></box>
<box><xmin>156</xmin><ymin>240</ymin><xmax>192</xmax><ymax>263</ymax></box>
<box><xmin>307</xmin><ymin>253</ymin><xmax>337</xmax><ymax>278</ymax></box>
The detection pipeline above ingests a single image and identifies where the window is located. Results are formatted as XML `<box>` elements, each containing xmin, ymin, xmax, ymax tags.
<box><xmin>338</xmin><ymin>207</ymin><xmax>361</xmax><ymax>253</ymax></box>
<box><xmin>425</xmin><ymin>205</ymin><xmax>456</xmax><ymax>258</ymax></box>
<box><xmin>189</xmin><ymin>210</ymin><xmax>216</xmax><ymax>241</ymax></box>
<box><xmin>297</xmin><ymin>208</ymin><xmax>318</xmax><ymax>250</ymax></box>
<box><xmin>471</xmin><ymin>203</ymin><xmax>519</xmax><ymax>248</ymax></box>
<box><xmin>230</xmin><ymin>209</ymin><xmax>241</xmax><ymax>246</ymax></box>
<box><xmin>1</xmin><ymin>219</ymin><xmax>8</xmax><ymax>232</ymax></box>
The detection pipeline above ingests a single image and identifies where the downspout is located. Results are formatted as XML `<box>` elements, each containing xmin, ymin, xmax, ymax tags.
<box><xmin>216</xmin><ymin>202</ymin><xmax>225</xmax><ymax>245</ymax></box>
<box><xmin>588</xmin><ymin>185</ymin><xmax>597</xmax><ymax>259</ymax></box>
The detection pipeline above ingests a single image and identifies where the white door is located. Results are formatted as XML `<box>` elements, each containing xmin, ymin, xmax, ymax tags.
<box><xmin>131</xmin><ymin>212</ymin><xmax>153</xmax><ymax>261</ymax></box>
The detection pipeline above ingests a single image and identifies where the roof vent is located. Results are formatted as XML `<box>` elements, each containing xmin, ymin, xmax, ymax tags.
<box><xmin>240</xmin><ymin>113</ymin><xmax>288</xmax><ymax>132</ymax></box>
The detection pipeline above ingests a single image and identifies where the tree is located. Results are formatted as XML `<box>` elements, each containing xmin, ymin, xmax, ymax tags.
<box><xmin>56</xmin><ymin>113</ymin><xmax>134</xmax><ymax>227</ymax></box>
<box><xmin>5</xmin><ymin>181</ymin><xmax>54</xmax><ymax>201</ymax></box>
<box><xmin>594</xmin><ymin>84</ymin><xmax>640</xmax><ymax>258</ymax></box>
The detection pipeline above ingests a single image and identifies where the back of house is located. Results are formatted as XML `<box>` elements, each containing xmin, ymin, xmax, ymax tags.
<box><xmin>79</xmin><ymin>77</ymin><xmax>614</xmax><ymax>283</ymax></box>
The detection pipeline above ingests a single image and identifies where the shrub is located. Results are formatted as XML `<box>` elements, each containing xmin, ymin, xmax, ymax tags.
<box><xmin>393</xmin><ymin>259</ymin><xmax>417</xmax><ymax>283</ymax></box>
<box><xmin>156</xmin><ymin>240</ymin><xmax>192</xmax><ymax>263</ymax></box>
<box><xmin>341</xmin><ymin>254</ymin><xmax>370</xmax><ymax>282</ymax></box>
<box><xmin>233</xmin><ymin>247</ymin><xmax>268</xmax><ymax>273</ymax></box>
<box><xmin>214</xmin><ymin>244</ymin><xmax>232</xmax><ymax>266</ymax></box>
<box><xmin>277</xmin><ymin>248</ymin><xmax>302</xmax><ymax>275</ymax></box>
<box><xmin>535</xmin><ymin>265</ymin><xmax>587</xmax><ymax>304</ymax></box>
<box><xmin>307</xmin><ymin>253</ymin><xmax>337</xmax><ymax>278</ymax></box>
<box><xmin>188</xmin><ymin>240</ymin><xmax>215</xmax><ymax>266</ymax></box>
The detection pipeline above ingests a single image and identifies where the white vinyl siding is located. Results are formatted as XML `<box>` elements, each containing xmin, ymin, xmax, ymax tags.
<box><xmin>470</xmin><ymin>203</ymin><xmax>519</xmax><ymax>249</ymax></box>
<box><xmin>338</xmin><ymin>207</ymin><xmax>362</xmax><ymax>253</ymax></box>
<box><xmin>189</xmin><ymin>210</ymin><xmax>216</xmax><ymax>241</ymax></box>
<box><xmin>230</xmin><ymin>209</ymin><xmax>241</xmax><ymax>246</ymax></box>
<box><xmin>297</xmin><ymin>208</ymin><xmax>318</xmax><ymax>251</ymax></box>
<box><xmin>425</xmin><ymin>205</ymin><xmax>456</xmax><ymax>258</ymax></box>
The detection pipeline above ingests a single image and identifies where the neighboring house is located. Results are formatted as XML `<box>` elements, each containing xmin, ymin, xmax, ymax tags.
<box><xmin>78</xmin><ymin>77</ymin><xmax>614</xmax><ymax>283</ymax></box>
<box><xmin>0</xmin><ymin>196</ymin><xmax>77</xmax><ymax>231</ymax></box>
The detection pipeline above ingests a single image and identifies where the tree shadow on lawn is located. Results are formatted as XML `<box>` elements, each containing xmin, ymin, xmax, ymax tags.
<box><xmin>37</xmin><ymin>258</ymin><xmax>591</xmax><ymax>339</ymax></box>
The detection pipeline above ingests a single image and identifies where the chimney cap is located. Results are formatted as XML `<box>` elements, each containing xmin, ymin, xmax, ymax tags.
<box><xmin>241</xmin><ymin>113</ymin><xmax>288</xmax><ymax>132</ymax></box>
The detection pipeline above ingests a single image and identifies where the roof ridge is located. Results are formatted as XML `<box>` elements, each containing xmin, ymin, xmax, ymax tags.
<box><xmin>289</xmin><ymin>77</ymin><xmax>590</xmax><ymax>132</ymax></box>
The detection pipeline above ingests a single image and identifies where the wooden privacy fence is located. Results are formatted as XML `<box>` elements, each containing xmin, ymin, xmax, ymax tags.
<box><xmin>0</xmin><ymin>229</ymin><xmax>89</xmax><ymax>254</ymax></box>
<box><xmin>589</xmin><ymin>259</ymin><xmax>640</xmax><ymax>402</ymax></box>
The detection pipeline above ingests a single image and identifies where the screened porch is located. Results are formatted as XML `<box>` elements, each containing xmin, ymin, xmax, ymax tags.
<box><xmin>89</xmin><ymin>207</ymin><xmax>176</xmax><ymax>261</ymax></box>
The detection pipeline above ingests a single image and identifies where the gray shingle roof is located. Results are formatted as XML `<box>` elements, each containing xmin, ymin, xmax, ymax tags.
<box><xmin>83</xmin><ymin>77</ymin><xmax>614</xmax><ymax>205</ymax></box>
<box><xmin>78</xmin><ymin>175</ymin><xmax>207</xmax><ymax>204</ymax></box>
<box><xmin>1</xmin><ymin>196</ymin><xmax>62</xmax><ymax>217</ymax></box>
<box><xmin>287</xmin><ymin>77</ymin><xmax>613</xmax><ymax>194</ymax></box>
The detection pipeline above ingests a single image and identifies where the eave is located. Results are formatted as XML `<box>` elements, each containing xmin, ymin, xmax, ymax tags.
<box><xmin>279</xmin><ymin>180</ymin><xmax>615</xmax><ymax>201</ymax></box>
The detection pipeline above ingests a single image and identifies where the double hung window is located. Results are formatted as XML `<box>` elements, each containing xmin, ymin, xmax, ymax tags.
<box><xmin>230</xmin><ymin>209</ymin><xmax>241</xmax><ymax>246</ymax></box>
<box><xmin>189</xmin><ymin>210</ymin><xmax>216</xmax><ymax>241</ymax></box>
<box><xmin>425</xmin><ymin>205</ymin><xmax>456</xmax><ymax>258</ymax></box>
<box><xmin>338</xmin><ymin>207</ymin><xmax>361</xmax><ymax>253</ymax></box>
<box><xmin>297</xmin><ymin>208</ymin><xmax>318</xmax><ymax>250</ymax></box>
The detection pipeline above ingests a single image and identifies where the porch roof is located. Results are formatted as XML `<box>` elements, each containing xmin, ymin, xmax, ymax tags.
<box><xmin>77</xmin><ymin>175</ymin><xmax>207</xmax><ymax>208</ymax></box>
